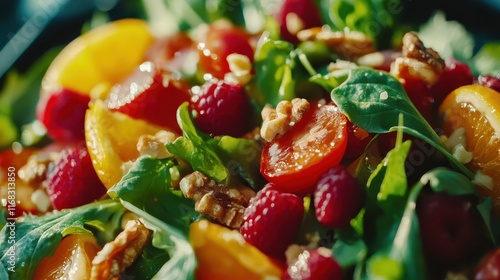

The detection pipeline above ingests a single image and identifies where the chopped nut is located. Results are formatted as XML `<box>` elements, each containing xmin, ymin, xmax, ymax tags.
<box><xmin>31</xmin><ymin>189</ymin><xmax>51</xmax><ymax>212</ymax></box>
<box><xmin>260</xmin><ymin>98</ymin><xmax>310</xmax><ymax>142</ymax></box>
<box><xmin>137</xmin><ymin>130</ymin><xmax>177</xmax><ymax>159</ymax></box>
<box><xmin>225</xmin><ymin>53</ymin><xmax>252</xmax><ymax>85</ymax></box>
<box><xmin>18</xmin><ymin>151</ymin><xmax>58</xmax><ymax>184</ymax></box>
<box><xmin>391</xmin><ymin>32</ymin><xmax>444</xmax><ymax>85</ymax></box>
<box><xmin>91</xmin><ymin>220</ymin><xmax>151</xmax><ymax>280</ymax></box>
<box><xmin>327</xmin><ymin>59</ymin><xmax>358</xmax><ymax>72</ymax></box>
<box><xmin>179</xmin><ymin>171</ymin><xmax>255</xmax><ymax>229</ymax></box>
<box><xmin>298</xmin><ymin>27</ymin><xmax>376</xmax><ymax>60</ymax></box>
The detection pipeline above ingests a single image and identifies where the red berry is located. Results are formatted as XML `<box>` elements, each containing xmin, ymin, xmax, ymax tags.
<box><xmin>416</xmin><ymin>192</ymin><xmax>482</xmax><ymax>266</ymax></box>
<box><xmin>476</xmin><ymin>75</ymin><xmax>500</xmax><ymax>92</ymax></box>
<box><xmin>240</xmin><ymin>184</ymin><xmax>304</xmax><ymax>259</ymax></box>
<box><xmin>197</xmin><ymin>22</ymin><xmax>254</xmax><ymax>79</ymax></box>
<box><xmin>105</xmin><ymin>61</ymin><xmax>191</xmax><ymax>134</ymax></box>
<box><xmin>276</xmin><ymin>0</ymin><xmax>323</xmax><ymax>44</ymax></box>
<box><xmin>44</xmin><ymin>142</ymin><xmax>107</xmax><ymax>210</ymax></box>
<box><xmin>402</xmin><ymin>78</ymin><xmax>437</xmax><ymax>127</ymax></box>
<box><xmin>190</xmin><ymin>80</ymin><xmax>252</xmax><ymax>137</ymax></box>
<box><xmin>474</xmin><ymin>247</ymin><xmax>500</xmax><ymax>280</ymax></box>
<box><xmin>343</xmin><ymin>121</ymin><xmax>372</xmax><ymax>160</ymax></box>
<box><xmin>431</xmin><ymin>58</ymin><xmax>473</xmax><ymax>106</ymax></box>
<box><xmin>37</xmin><ymin>88</ymin><xmax>90</xmax><ymax>142</ymax></box>
<box><xmin>313</xmin><ymin>165</ymin><xmax>363</xmax><ymax>228</ymax></box>
<box><xmin>284</xmin><ymin>247</ymin><xmax>343</xmax><ymax>280</ymax></box>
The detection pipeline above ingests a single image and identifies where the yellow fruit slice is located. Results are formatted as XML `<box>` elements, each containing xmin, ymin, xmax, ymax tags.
<box><xmin>85</xmin><ymin>100</ymin><xmax>164</xmax><ymax>188</ymax></box>
<box><xmin>190</xmin><ymin>219</ymin><xmax>283</xmax><ymax>280</ymax></box>
<box><xmin>33</xmin><ymin>234</ymin><xmax>101</xmax><ymax>280</ymax></box>
<box><xmin>41</xmin><ymin>19</ymin><xmax>153</xmax><ymax>96</ymax></box>
<box><xmin>439</xmin><ymin>84</ymin><xmax>500</xmax><ymax>214</ymax></box>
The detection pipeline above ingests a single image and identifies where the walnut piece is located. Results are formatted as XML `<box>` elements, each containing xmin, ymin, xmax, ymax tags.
<box><xmin>18</xmin><ymin>151</ymin><xmax>58</xmax><ymax>185</ymax></box>
<box><xmin>137</xmin><ymin>130</ymin><xmax>177</xmax><ymax>159</ymax></box>
<box><xmin>90</xmin><ymin>220</ymin><xmax>151</xmax><ymax>280</ymax></box>
<box><xmin>391</xmin><ymin>32</ymin><xmax>445</xmax><ymax>85</ymax></box>
<box><xmin>298</xmin><ymin>27</ymin><xmax>376</xmax><ymax>60</ymax></box>
<box><xmin>179</xmin><ymin>171</ymin><xmax>255</xmax><ymax>229</ymax></box>
<box><xmin>260</xmin><ymin>98</ymin><xmax>310</xmax><ymax>142</ymax></box>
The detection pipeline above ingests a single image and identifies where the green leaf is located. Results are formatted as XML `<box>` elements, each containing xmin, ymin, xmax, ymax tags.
<box><xmin>418</xmin><ymin>11</ymin><xmax>474</xmax><ymax>62</ymax></box>
<box><xmin>0</xmin><ymin>116</ymin><xmax>17</xmax><ymax>148</ymax></box>
<box><xmin>252</xmin><ymin>36</ymin><xmax>297</xmax><ymax>107</ymax></box>
<box><xmin>121</xmin><ymin>201</ymin><xmax>197</xmax><ymax>280</ymax></box>
<box><xmin>167</xmin><ymin>103</ymin><xmax>265</xmax><ymax>189</ymax></box>
<box><xmin>108</xmin><ymin>155</ymin><xmax>200</xmax><ymax>235</ymax></box>
<box><xmin>322</xmin><ymin>67</ymin><xmax>473</xmax><ymax>179</ymax></box>
<box><xmin>124</xmin><ymin>239</ymin><xmax>170</xmax><ymax>279</ymax></box>
<box><xmin>473</xmin><ymin>42</ymin><xmax>500</xmax><ymax>75</ymax></box>
<box><xmin>0</xmin><ymin>200</ymin><xmax>125</xmax><ymax>280</ymax></box>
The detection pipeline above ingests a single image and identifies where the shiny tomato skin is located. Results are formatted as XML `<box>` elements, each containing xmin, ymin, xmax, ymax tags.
<box><xmin>260</xmin><ymin>102</ymin><xmax>348</xmax><ymax>195</ymax></box>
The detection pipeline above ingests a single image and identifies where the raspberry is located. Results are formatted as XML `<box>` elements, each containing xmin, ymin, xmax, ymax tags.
<box><xmin>476</xmin><ymin>74</ymin><xmax>500</xmax><ymax>92</ymax></box>
<box><xmin>240</xmin><ymin>184</ymin><xmax>304</xmax><ymax>259</ymax></box>
<box><xmin>190</xmin><ymin>80</ymin><xmax>252</xmax><ymax>137</ymax></box>
<box><xmin>313</xmin><ymin>165</ymin><xmax>363</xmax><ymax>228</ymax></box>
<box><xmin>431</xmin><ymin>58</ymin><xmax>473</xmax><ymax>106</ymax></box>
<box><xmin>284</xmin><ymin>247</ymin><xmax>343</xmax><ymax>280</ymax></box>
<box><xmin>45</xmin><ymin>142</ymin><xmax>107</xmax><ymax>210</ymax></box>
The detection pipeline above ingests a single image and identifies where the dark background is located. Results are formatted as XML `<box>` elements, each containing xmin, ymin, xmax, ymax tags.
<box><xmin>0</xmin><ymin>0</ymin><xmax>499</xmax><ymax>77</ymax></box>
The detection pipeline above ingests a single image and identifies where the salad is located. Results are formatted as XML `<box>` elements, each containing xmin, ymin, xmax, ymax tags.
<box><xmin>1</xmin><ymin>0</ymin><xmax>500</xmax><ymax>279</ymax></box>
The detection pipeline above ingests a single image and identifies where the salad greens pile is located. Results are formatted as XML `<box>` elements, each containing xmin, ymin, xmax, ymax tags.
<box><xmin>1</xmin><ymin>0</ymin><xmax>500</xmax><ymax>279</ymax></box>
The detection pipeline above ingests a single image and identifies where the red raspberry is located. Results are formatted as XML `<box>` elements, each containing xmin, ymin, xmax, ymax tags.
<box><xmin>476</xmin><ymin>74</ymin><xmax>500</xmax><ymax>92</ymax></box>
<box><xmin>276</xmin><ymin>0</ymin><xmax>323</xmax><ymax>44</ymax></box>
<box><xmin>240</xmin><ymin>184</ymin><xmax>304</xmax><ymax>259</ymax></box>
<box><xmin>431</xmin><ymin>58</ymin><xmax>473</xmax><ymax>106</ymax></box>
<box><xmin>313</xmin><ymin>165</ymin><xmax>363</xmax><ymax>228</ymax></box>
<box><xmin>190</xmin><ymin>80</ymin><xmax>252</xmax><ymax>137</ymax></box>
<box><xmin>44</xmin><ymin>142</ymin><xmax>107</xmax><ymax>210</ymax></box>
<box><xmin>284</xmin><ymin>247</ymin><xmax>343</xmax><ymax>280</ymax></box>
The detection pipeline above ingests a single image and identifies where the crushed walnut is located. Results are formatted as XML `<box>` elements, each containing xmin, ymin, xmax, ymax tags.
<box><xmin>179</xmin><ymin>171</ymin><xmax>255</xmax><ymax>229</ymax></box>
<box><xmin>391</xmin><ymin>32</ymin><xmax>445</xmax><ymax>85</ymax></box>
<box><xmin>224</xmin><ymin>53</ymin><xmax>253</xmax><ymax>86</ymax></box>
<box><xmin>137</xmin><ymin>130</ymin><xmax>177</xmax><ymax>159</ymax></box>
<box><xmin>18</xmin><ymin>151</ymin><xmax>58</xmax><ymax>185</ymax></box>
<box><xmin>90</xmin><ymin>220</ymin><xmax>151</xmax><ymax>280</ymax></box>
<box><xmin>297</xmin><ymin>27</ymin><xmax>376</xmax><ymax>60</ymax></box>
<box><xmin>260</xmin><ymin>98</ymin><xmax>310</xmax><ymax>142</ymax></box>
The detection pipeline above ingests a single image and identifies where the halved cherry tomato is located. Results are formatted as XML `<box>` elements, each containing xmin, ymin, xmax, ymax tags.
<box><xmin>260</xmin><ymin>102</ymin><xmax>348</xmax><ymax>195</ymax></box>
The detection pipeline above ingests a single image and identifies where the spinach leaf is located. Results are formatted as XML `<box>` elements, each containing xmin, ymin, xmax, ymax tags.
<box><xmin>121</xmin><ymin>201</ymin><xmax>197</xmax><ymax>280</ymax></box>
<box><xmin>317</xmin><ymin>67</ymin><xmax>474</xmax><ymax>178</ymax></box>
<box><xmin>252</xmin><ymin>35</ymin><xmax>298</xmax><ymax>107</ymax></box>
<box><xmin>0</xmin><ymin>200</ymin><xmax>125</xmax><ymax>280</ymax></box>
<box><xmin>166</xmin><ymin>103</ymin><xmax>265</xmax><ymax>190</ymax></box>
<box><xmin>108</xmin><ymin>155</ymin><xmax>200</xmax><ymax>235</ymax></box>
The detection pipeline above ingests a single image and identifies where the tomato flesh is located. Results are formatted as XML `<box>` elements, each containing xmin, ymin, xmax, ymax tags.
<box><xmin>260</xmin><ymin>102</ymin><xmax>348</xmax><ymax>195</ymax></box>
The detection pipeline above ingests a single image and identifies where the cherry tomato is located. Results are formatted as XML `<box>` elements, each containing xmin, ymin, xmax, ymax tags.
<box><xmin>260</xmin><ymin>102</ymin><xmax>348</xmax><ymax>195</ymax></box>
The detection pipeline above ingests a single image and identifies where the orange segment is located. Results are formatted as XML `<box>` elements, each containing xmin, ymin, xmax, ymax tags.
<box><xmin>41</xmin><ymin>19</ymin><xmax>153</xmax><ymax>96</ymax></box>
<box><xmin>439</xmin><ymin>84</ymin><xmax>500</xmax><ymax>213</ymax></box>
<box><xmin>33</xmin><ymin>234</ymin><xmax>101</xmax><ymax>280</ymax></box>
<box><xmin>85</xmin><ymin>100</ymin><xmax>165</xmax><ymax>188</ymax></box>
<box><xmin>190</xmin><ymin>219</ymin><xmax>284</xmax><ymax>280</ymax></box>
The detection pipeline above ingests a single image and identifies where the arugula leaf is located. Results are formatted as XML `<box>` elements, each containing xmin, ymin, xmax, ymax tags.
<box><xmin>121</xmin><ymin>201</ymin><xmax>197</xmax><ymax>280</ymax></box>
<box><xmin>0</xmin><ymin>200</ymin><xmax>125</xmax><ymax>280</ymax></box>
<box><xmin>316</xmin><ymin>67</ymin><xmax>474</xmax><ymax>179</ymax></box>
<box><xmin>108</xmin><ymin>155</ymin><xmax>200</xmax><ymax>235</ymax></box>
<box><xmin>124</xmin><ymin>237</ymin><xmax>170</xmax><ymax>279</ymax></box>
<box><xmin>166</xmin><ymin>103</ymin><xmax>265</xmax><ymax>190</ymax></box>
<box><xmin>473</xmin><ymin>42</ymin><xmax>500</xmax><ymax>75</ymax></box>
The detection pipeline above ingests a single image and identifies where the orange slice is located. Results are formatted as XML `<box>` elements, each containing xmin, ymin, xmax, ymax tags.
<box><xmin>85</xmin><ymin>100</ymin><xmax>164</xmax><ymax>188</ymax></box>
<box><xmin>41</xmin><ymin>19</ymin><xmax>153</xmax><ymax>96</ymax></box>
<box><xmin>190</xmin><ymin>219</ymin><xmax>284</xmax><ymax>280</ymax></box>
<box><xmin>33</xmin><ymin>234</ymin><xmax>101</xmax><ymax>280</ymax></box>
<box><xmin>439</xmin><ymin>84</ymin><xmax>500</xmax><ymax>214</ymax></box>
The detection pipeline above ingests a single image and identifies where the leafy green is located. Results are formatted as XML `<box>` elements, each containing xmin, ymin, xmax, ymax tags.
<box><xmin>0</xmin><ymin>200</ymin><xmax>125</xmax><ymax>280</ymax></box>
<box><xmin>166</xmin><ymin>103</ymin><xmax>265</xmax><ymax>190</ymax></box>
<box><xmin>314</xmin><ymin>67</ymin><xmax>474</xmax><ymax>179</ymax></box>
<box><xmin>327</xmin><ymin>0</ymin><xmax>400</xmax><ymax>48</ymax></box>
<box><xmin>108</xmin><ymin>155</ymin><xmax>200</xmax><ymax>235</ymax></box>
<box><xmin>473</xmin><ymin>42</ymin><xmax>500</xmax><ymax>75</ymax></box>
<box><xmin>121</xmin><ymin>201</ymin><xmax>197</xmax><ymax>280</ymax></box>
